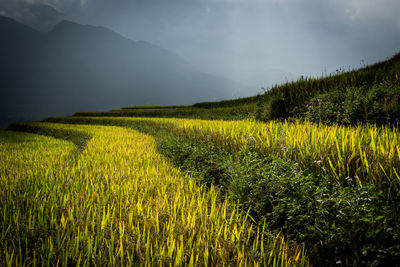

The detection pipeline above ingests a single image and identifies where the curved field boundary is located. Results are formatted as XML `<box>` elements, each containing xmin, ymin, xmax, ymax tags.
<box><xmin>9</xmin><ymin>122</ymin><xmax>92</xmax><ymax>157</ymax></box>
<box><xmin>2</xmin><ymin>123</ymin><xmax>307</xmax><ymax>266</ymax></box>
<box><xmin>43</xmin><ymin>116</ymin><xmax>400</xmax><ymax>192</ymax></box>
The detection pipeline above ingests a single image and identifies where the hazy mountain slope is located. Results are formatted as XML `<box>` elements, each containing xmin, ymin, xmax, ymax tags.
<box><xmin>0</xmin><ymin>2</ymin><xmax>63</xmax><ymax>31</ymax></box>
<box><xmin>0</xmin><ymin>16</ymin><xmax>235</xmax><ymax>127</ymax></box>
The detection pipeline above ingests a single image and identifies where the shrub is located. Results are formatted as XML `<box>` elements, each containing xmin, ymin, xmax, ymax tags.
<box><xmin>303</xmin><ymin>83</ymin><xmax>400</xmax><ymax>125</ymax></box>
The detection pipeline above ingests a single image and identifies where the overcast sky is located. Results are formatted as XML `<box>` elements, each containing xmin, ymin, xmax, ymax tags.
<box><xmin>2</xmin><ymin>0</ymin><xmax>400</xmax><ymax>94</ymax></box>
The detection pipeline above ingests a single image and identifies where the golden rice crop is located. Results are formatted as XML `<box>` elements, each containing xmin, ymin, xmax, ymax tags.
<box><xmin>45</xmin><ymin>116</ymin><xmax>400</xmax><ymax>191</ymax></box>
<box><xmin>0</xmin><ymin>125</ymin><xmax>306</xmax><ymax>266</ymax></box>
<box><xmin>164</xmin><ymin>119</ymin><xmax>400</xmax><ymax>190</ymax></box>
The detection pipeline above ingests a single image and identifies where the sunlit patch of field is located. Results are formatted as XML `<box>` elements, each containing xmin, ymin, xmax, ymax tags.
<box><xmin>43</xmin><ymin>116</ymin><xmax>400</xmax><ymax>192</ymax></box>
<box><xmin>0</xmin><ymin>124</ymin><xmax>306</xmax><ymax>266</ymax></box>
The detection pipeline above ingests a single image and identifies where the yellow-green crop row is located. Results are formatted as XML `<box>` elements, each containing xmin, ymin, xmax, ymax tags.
<box><xmin>0</xmin><ymin>124</ymin><xmax>307</xmax><ymax>266</ymax></box>
<box><xmin>165</xmin><ymin>119</ymin><xmax>400</xmax><ymax>190</ymax></box>
<box><xmin>44</xmin><ymin>116</ymin><xmax>400</xmax><ymax>191</ymax></box>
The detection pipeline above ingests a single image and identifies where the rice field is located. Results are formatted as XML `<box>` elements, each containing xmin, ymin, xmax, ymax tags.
<box><xmin>43</xmin><ymin>116</ymin><xmax>400</xmax><ymax>192</ymax></box>
<box><xmin>0</xmin><ymin>124</ymin><xmax>307</xmax><ymax>266</ymax></box>
<box><xmin>73</xmin><ymin>103</ymin><xmax>258</xmax><ymax>121</ymax></box>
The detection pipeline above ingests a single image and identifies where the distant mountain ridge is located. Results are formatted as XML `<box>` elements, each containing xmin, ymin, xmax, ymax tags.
<box><xmin>0</xmin><ymin>2</ymin><xmax>63</xmax><ymax>31</ymax></box>
<box><xmin>0</xmin><ymin>16</ymin><xmax>235</xmax><ymax>127</ymax></box>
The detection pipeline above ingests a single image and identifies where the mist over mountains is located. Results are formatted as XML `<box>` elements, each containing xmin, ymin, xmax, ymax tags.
<box><xmin>0</xmin><ymin>16</ymin><xmax>237</xmax><ymax>127</ymax></box>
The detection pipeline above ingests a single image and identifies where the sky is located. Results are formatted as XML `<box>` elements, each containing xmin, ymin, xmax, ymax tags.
<box><xmin>2</xmin><ymin>0</ymin><xmax>400</xmax><ymax>95</ymax></box>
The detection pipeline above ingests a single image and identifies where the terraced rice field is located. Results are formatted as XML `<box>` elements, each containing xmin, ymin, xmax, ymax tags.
<box><xmin>43</xmin><ymin>116</ymin><xmax>400</xmax><ymax>192</ymax></box>
<box><xmin>0</xmin><ymin>123</ymin><xmax>306</xmax><ymax>266</ymax></box>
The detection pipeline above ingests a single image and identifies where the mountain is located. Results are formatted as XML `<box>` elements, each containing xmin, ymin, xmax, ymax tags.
<box><xmin>0</xmin><ymin>2</ymin><xmax>63</xmax><ymax>31</ymax></box>
<box><xmin>0</xmin><ymin>16</ymin><xmax>235</xmax><ymax>127</ymax></box>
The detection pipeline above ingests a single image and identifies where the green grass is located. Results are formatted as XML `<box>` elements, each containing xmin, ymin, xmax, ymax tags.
<box><xmin>74</xmin><ymin>103</ymin><xmax>259</xmax><ymax>121</ymax></box>
<box><xmin>189</xmin><ymin>52</ymin><xmax>400</xmax><ymax>124</ymax></box>
<box><xmin>257</xmin><ymin>53</ymin><xmax>400</xmax><ymax>124</ymax></box>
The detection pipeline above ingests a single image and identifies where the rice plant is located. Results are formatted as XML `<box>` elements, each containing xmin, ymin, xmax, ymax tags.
<box><xmin>43</xmin><ymin>116</ymin><xmax>400</xmax><ymax>192</ymax></box>
<box><xmin>0</xmin><ymin>124</ymin><xmax>306</xmax><ymax>266</ymax></box>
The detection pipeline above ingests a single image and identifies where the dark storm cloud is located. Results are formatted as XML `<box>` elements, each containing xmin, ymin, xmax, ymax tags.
<box><xmin>3</xmin><ymin>0</ymin><xmax>400</xmax><ymax>94</ymax></box>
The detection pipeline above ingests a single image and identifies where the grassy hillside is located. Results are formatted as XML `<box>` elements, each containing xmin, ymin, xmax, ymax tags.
<box><xmin>74</xmin><ymin>103</ymin><xmax>259</xmax><ymax>121</ymax></box>
<box><xmin>70</xmin><ymin>52</ymin><xmax>400</xmax><ymax>125</ymax></box>
<box><xmin>194</xmin><ymin>52</ymin><xmax>400</xmax><ymax>125</ymax></box>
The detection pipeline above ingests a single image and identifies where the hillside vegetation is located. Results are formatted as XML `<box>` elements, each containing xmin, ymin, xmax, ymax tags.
<box><xmin>74</xmin><ymin>103</ymin><xmax>258</xmax><ymax>121</ymax></box>
<box><xmin>260</xmin><ymin>53</ymin><xmax>400</xmax><ymax>125</ymax></box>
<box><xmin>194</xmin><ymin>52</ymin><xmax>400</xmax><ymax>125</ymax></box>
<box><xmin>72</xmin><ymin>52</ymin><xmax>400</xmax><ymax>125</ymax></box>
